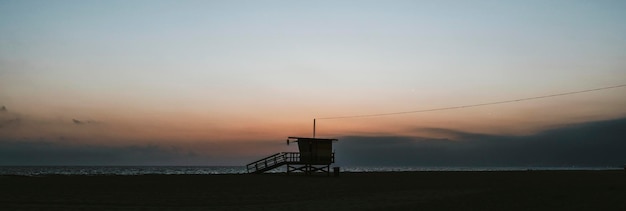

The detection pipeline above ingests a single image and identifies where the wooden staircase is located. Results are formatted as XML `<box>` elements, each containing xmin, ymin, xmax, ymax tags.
<box><xmin>246</xmin><ymin>152</ymin><xmax>300</xmax><ymax>174</ymax></box>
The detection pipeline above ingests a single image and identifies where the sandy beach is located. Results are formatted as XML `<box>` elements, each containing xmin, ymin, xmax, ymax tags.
<box><xmin>1</xmin><ymin>170</ymin><xmax>625</xmax><ymax>210</ymax></box>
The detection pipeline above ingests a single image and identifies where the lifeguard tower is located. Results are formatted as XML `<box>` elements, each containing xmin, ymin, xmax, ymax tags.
<box><xmin>246</xmin><ymin>137</ymin><xmax>338</xmax><ymax>175</ymax></box>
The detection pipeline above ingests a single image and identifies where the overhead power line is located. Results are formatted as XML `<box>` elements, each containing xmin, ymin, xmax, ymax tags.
<box><xmin>316</xmin><ymin>84</ymin><xmax>626</xmax><ymax>120</ymax></box>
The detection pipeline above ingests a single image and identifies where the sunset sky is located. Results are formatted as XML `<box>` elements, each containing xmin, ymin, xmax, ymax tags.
<box><xmin>1</xmin><ymin>0</ymin><xmax>625</xmax><ymax>165</ymax></box>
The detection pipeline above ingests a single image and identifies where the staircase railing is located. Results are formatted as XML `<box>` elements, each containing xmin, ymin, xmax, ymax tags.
<box><xmin>246</xmin><ymin>152</ymin><xmax>300</xmax><ymax>173</ymax></box>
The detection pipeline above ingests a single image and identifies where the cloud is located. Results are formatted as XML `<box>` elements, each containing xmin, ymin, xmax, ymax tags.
<box><xmin>0</xmin><ymin>137</ymin><xmax>288</xmax><ymax>166</ymax></box>
<box><xmin>2</xmin><ymin>115</ymin><xmax>624</xmax><ymax>167</ymax></box>
<box><xmin>0</xmin><ymin>107</ymin><xmax>20</xmax><ymax>129</ymax></box>
<box><xmin>0</xmin><ymin>118</ymin><xmax>21</xmax><ymax>129</ymax></box>
<box><xmin>335</xmin><ymin>117</ymin><xmax>626</xmax><ymax>167</ymax></box>
<box><xmin>0</xmin><ymin>140</ymin><xmax>214</xmax><ymax>166</ymax></box>
<box><xmin>72</xmin><ymin>119</ymin><xmax>83</xmax><ymax>124</ymax></box>
<box><xmin>72</xmin><ymin>118</ymin><xmax>99</xmax><ymax>125</ymax></box>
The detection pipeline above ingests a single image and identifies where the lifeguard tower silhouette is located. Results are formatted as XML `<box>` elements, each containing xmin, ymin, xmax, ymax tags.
<box><xmin>246</xmin><ymin>137</ymin><xmax>338</xmax><ymax>175</ymax></box>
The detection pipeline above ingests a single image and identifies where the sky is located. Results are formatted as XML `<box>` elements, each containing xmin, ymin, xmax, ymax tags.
<box><xmin>1</xmin><ymin>0</ymin><xmax>625</xmax><ymax>166</ymax></box>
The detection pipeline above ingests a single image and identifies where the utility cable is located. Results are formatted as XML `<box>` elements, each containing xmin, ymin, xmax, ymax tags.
<box><xmin>316</xmin><ymin>84</ymin><xmax>626</xmax><ymax>120</ymax></box>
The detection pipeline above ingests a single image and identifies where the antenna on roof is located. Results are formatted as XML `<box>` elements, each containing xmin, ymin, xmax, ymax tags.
<box><xmin>313</xmin><ymin>118</ymin><xmax>316</xmax><ymax>138</ymax></box>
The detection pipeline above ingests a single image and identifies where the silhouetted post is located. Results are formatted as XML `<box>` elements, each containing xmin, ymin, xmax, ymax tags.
<box><xmin>333</xmin><ymin>167</ymin><xmax>340</xmax><ymax>177</ymax></box>
<box><xmin>313</xmin><ymin>119</ymin><xmax>316</xmax><ymax>138</ymax></box>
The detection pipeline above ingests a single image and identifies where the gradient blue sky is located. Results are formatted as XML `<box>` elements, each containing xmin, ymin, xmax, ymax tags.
<box><xmin>1</xmin><ymin>0</ymin><xmax>625</xmax><ymax>165</ymax></box>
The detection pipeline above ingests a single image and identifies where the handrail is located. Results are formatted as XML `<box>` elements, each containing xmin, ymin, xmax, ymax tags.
<box><xmin>246</xmin><ymin>152</ymin><xmax>302</xmax><ymax>173</ymax></box>
<box><xmin>248</xmin><ymin>152</ymin><xmax>282</xmax><ymax>165</ymax></box>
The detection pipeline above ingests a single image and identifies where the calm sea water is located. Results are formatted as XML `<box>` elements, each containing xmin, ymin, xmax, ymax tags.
<box><xmin>0</xmin><ymin>166</ymin><xmax>620</xmax><ymax>176</ymax></box>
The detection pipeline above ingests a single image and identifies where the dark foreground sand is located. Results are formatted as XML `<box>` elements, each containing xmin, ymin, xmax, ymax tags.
<box><xmin>1</xmin><ymin>171</ymin><xmax>625</xmax><ymax>210</ymax></box>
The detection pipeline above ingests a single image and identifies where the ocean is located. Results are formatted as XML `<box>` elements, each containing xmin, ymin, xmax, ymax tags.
<box><xmin>0</xmin><ymin>166</ymin><xmax>620</xmax><ymax>176</ymax></box>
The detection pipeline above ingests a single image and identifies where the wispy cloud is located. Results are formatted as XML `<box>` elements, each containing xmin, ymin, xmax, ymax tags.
<box><xmin>0</xmin><ymin>138</ymin><xmax>288</xmax><ymax>166</ymax></box>
<box><xmin>0</xmin><ymin>106</ymin><xmax>20</xmax><ymax>129</ymax></box>
<box><xmin>72</xmin><ymin>119</ymin><xmax>83</xmax><ymax>125</ymax></box>
<box><xmin>0</xmin><ymin>140</ymin><xmax>206</xmax><ymax>166</ymax></box>
<box><xmin>2</xmin><ymin>104</ymin><xmax>624</xmax><ymax>166</ymax></box>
